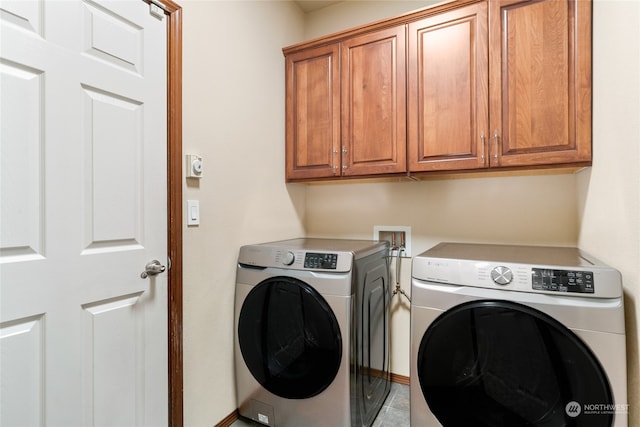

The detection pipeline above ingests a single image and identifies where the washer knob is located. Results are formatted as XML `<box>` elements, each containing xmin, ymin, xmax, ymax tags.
<box><xmin>491</xmin><ymin>266</ymin><xmax>513</xmax><ymax>285</ymax></box>
<box><xmin>282</xmin><ymin>251</ymin><xmax>295</xmax><ymax>266</ymax></box>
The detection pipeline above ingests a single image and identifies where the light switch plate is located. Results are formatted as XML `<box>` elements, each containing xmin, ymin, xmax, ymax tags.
<box><xmin>187</xmin><ymin>200</ymin><xmax>200</xmax><ymax>225</ymax></box>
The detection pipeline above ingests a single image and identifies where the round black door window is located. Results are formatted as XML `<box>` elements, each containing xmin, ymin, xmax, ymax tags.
<box><xmin>238</xmin><ymin>276</ymin><xmax>342</xmax><ymax>399</ymax></box>
<box><xmin>418</xmin><ymin>300</ymin><xmax>614</xmax><ymax>427</ymax></box>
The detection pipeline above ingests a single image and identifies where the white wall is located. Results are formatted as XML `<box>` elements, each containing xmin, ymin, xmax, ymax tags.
<box><xmin>578</xmin><ymin>1</ymin><xmax>640</xmax><ymax>425</ymax></box>
<box><xmin>181</xmin><ymin>1</ymin><xmax>306</xmax><ymax>425</ymax></box>
<box><xmin>302</xmin><ymin>0</ymin><xmax>439</xmax><ymax>39</ymax></box>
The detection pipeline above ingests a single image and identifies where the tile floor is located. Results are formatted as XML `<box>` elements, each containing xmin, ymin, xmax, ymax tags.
<box><xmin>372</xmin><ymin>382</ymin><xmax>410</xmax><ymax>427</ymax></box>
<box><xmin>230</xmin><ymin>382</ymin><xmax>410</xmax><ymax>427</ymax></box>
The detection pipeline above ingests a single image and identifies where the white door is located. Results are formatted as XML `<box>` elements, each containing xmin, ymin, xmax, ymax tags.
<box><xmin>0</xmin><ymin>1</ymin><xmax>168</xmax><ymax>425</ymax></box>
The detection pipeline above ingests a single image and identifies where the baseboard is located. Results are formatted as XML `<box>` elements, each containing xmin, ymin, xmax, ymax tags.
<box><xmin>214</xmin><ymin>409</ymin><xmax>239</xmax><ymax>427</ymax></box>
<box><xmin>216</xmin><ymin>374</ymin><xmax>411</xmax><ymax>426</ymax></box>
<box><xmin>390</xmin><ymin>372</ymin><xmax>410</xmax><ymax>385</ymax></box>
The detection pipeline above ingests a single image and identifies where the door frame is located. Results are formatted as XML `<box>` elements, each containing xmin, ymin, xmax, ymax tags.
<box><xmin>142</xmin><ymin>0</ymin><xmax>183</xmax><ymax>426</ymax></box>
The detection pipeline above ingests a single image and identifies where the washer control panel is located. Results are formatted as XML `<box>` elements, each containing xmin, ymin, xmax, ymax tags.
<box><xmin>304</xmin><ymin>252</ymin><xmax>338</xmax><ymax>270</ymax></box>
<box><xmin>282</xmin><ymin>251</ymin><xmax>295</xmax><ymax>265</ymax></box>
<box><xmin>414</xmin><ymin>260</ymin><xmax>606</xmax><ymax>296</ymax></box>
<box><xmin>532</xmin><ymin>268</ymin><xmax>594</xmax><ymax>294</ymax></box>
<box><xmin>412</xmin><ymin>243</ymin><xmax>622</xmax><ymax>298</ymax></box>
<box><xmin>490</xmin><ymin>266</ymin><xmax>513</xmax><ymax>285</ymax></box>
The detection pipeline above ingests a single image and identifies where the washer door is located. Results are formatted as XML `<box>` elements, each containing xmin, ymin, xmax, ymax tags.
<box><xmin>238</xmin><ymin>276</ymin><xmax>343</xmax><ymax>399</ymax></box>
<box><xmin>417</xmin><ymin>300</ymin><xmax>613</xmax><ymax>427</ymax></box>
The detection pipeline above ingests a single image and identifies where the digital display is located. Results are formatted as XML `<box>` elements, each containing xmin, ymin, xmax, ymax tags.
<box><xmin>532</xmin><ymin>269</ymin><xmax>594</xmax><ymax>293</ymax></box>
<box><xmin>304</xmin><ymin>252</ymin><xmax>338</xmax><ymax>269</ymax></box>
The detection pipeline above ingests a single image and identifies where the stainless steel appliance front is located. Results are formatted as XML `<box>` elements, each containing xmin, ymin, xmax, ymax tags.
<box><xmin>235</xmin><ymin>238</ymin><xmax>391</xmax><ymax>426</ymax></box>
<box><xmin>411</xmin><ymin>242</ymin><xmax>628</xmax><ymax>427</ymax></box>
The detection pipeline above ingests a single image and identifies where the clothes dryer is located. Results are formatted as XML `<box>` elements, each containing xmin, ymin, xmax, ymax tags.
<box><xmin>235</xmin><ymin>238</ymin><xmax>391</xmax><ymax>426</ymax></box>
<box><xmin>411</xmin><ymin>242</ymin><xmax>628</xmax><ymax>427</ymax></box>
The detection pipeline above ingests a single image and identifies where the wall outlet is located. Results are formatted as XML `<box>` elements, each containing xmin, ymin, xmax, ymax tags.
<box><xmin>373</xmin><ymin>225</ymin><xmax>411</xmax><ymax>257</ymax></box>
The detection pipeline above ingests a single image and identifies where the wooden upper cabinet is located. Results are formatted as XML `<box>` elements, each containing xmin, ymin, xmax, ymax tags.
<box><xmin>285</xmin><ymin>26</ymin><xmax>406</xmax><ymax>181</ymax></box>
<box><xmin>284</xmin><ymin>0</ymin><xmax>592</xmax><ymax>182</ymax></box>
<box><xmin>341</xmin><ymin>26</ymin><xmax>407</xmax><ymax>176</ymax></box>
<box><xmin>488</xmin><ymin>0</ymin><xmax>592</xmax><ymax>168</ymax></box>
<box><xmin>285</xmin><ymin>43</ymin><xmax>340</xmax><ymax>181</ymax></box>
<box><xmin>408</xmin><ymin>2</ymin><xmax>489</xmax><ymax>172</ymax></box>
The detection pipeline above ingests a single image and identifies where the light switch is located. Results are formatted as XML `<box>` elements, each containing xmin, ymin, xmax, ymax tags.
<box><xmin>187</xmin><ymin>200</ymin><xmax>200</xmax><ymax>226</ymax></box>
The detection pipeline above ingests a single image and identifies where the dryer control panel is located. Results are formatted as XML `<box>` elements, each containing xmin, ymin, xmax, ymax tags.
<box><xmin>304</xmin><ymin>253</ymin><xmax>338</xmax><ymax>269</ymax></box>
<box><xmin>239</xmin><ymin>246</ymin><xmax>354</xmax><ymax>272</ymax></box>
<box><xmin>238</xmin><ymin>239</ymin><xmax>388</xmax><ymax>273</ymax></box>
<box><xmin>532</xmin><ymin>269</ymin><xmax>594</xmax><ymax>294</ymax></box>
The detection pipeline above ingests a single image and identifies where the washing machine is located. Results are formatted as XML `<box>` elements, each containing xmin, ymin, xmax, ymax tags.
<box><xmin>235</xmin><ymin>238</ymin><xmax>391</xmax><ymax>426</ymax></box>
<box><xmin>411</xmin><ymin>242</ymin><xmax>628</xmax><ymax>427</ymax></box>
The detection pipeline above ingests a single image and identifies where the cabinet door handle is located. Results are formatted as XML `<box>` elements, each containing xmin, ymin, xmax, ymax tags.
<box><xmin>492</xmin><ymin>132</ymin><xmax>500</xmax><ymax>164</ymax></box>
<box><xmin>480</xmin><ymin>133</ymin><xmax>486</xmax><ymax>163</ymax></box>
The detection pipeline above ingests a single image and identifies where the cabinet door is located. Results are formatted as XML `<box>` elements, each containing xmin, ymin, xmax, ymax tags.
<box><xmin>285</xmin><ymin>44</ymin><xmax>340</xmax><ymax>181</ymax></box>
<box><xmin>489</xmin><ymin>0</ymin><xmax>592</xmax><ymax>168</ymax></box>
<box><xmin>408</xmin><ymin>2</ymin><xmax>489</xmax><ymax>172</ymax></box>
<box><xmin>341</xmin><ymin>26</ymin><xmax>407</xmax><ymax>176</ymax></box>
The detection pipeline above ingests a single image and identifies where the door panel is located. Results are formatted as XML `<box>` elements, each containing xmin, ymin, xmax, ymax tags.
<box><xmin>408</xmin><ymin>2</ymin><xmax>488</xmax><ymax>172</ymax></box>
<box><xmin>82</xmin><ymin>85</ymin><xmax>143</xmax><ymax>250</ymax></box>
<box><xmin>285</xmin><ymin>44</ymin><xmax>341</xmax><ymax>180</ymax></box>
<box><xmin>0</xmin><ymin>1</ymin><xmax>168</xmax><ymax>426</ymax></box>
<box><xmin>489</xmin><ymin>0</ymin><xmax>592</xmax><ymax>167</ymax></box>
<box><xmin>0</xmin><ymin>59</ymin><xmax>44</xmax><ymax>261</ymax></box>
<box><xmin>342</xmin><ymin>26</ymin><xmax>406</xmax><ymax>176</ymax></box>
<box><xmin>82</xmin><ymin>293</ymin><xmax>145</xmax><ymax>426</ymax></box>
<box><xmin>504</xmin><ymin>0</ymin><xmax>569</xmax><ymax>152</ymax></box>
<box><xmin>82</xmin><ymin>0</ymin><xmax>144</xmax><ymax>74</ymax></box>
<box><xmin>0</xmin><ymin>315</ymin><xmax>44</xmax><ymax>426</ymax></box>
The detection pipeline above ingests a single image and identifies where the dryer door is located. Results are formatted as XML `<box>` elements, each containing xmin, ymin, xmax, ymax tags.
<box><xmin>417</xmin><ymin>300</ymin><xmax>614</xmax><ymax>427</ymax></box>
<box><xmin>238</xmin><ymin>276</ymin><xmax>343</xmax><ymax>399</ymax></box>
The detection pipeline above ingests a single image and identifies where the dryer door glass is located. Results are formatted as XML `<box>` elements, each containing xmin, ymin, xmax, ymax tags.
<box><xmin>238</xmin><ymin>276</ymin><xmax>343</xmax><ymax>399</ymax></box>
<box><xmin>417</xmin><ymin>300</ymin><xmax>614</xmax><ymax>427</ymax></box>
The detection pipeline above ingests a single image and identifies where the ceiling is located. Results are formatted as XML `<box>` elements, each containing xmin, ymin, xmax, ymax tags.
<box><xmin>294</xmin><ymin>0</ymin><xmax>343</xmax><ymax>13</ymax></box>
